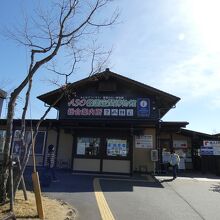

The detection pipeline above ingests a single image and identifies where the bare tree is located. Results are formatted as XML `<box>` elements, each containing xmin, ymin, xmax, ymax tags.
<box><xmin>0</xmin><ymin>0</ymin><xmax>118</xmax><ymax>204</ymax></box>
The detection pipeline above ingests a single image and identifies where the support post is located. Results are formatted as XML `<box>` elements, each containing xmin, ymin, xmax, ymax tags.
<box><xmin>32</xmin><ymin>171</ymin><xmax>45</xmax><ymax>219</ymax></box>
<box><xmin>31</xmin><ymin>131</ymin><xmax>45</xmax><ymax>219</ymax></box>
<box><xmin>9</xmin><ymin>155</ymin><xmax>14</xmax><ymax>212</ymax></box>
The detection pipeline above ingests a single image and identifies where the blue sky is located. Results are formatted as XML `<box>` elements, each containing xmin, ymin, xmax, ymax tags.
<box><xmin>0</xmin><ymin>0</ymin><xmax>220</xmax><ymax>134</ymax></box>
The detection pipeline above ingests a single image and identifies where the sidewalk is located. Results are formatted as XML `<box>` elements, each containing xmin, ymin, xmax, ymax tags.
<box><xmin>155</xmin><ymin>169</ymin><xmax>220</xmax><ymax>180</ymax></box>
<box><xmin>154</xmin><ymin>171</ymin><xmax>220</xmax><ymax>220</ymax></box>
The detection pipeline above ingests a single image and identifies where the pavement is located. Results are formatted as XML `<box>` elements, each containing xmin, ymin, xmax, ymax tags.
<box><xmin>24</xmin><ymin>169</ymin><xmax>220</xmax><ymax>220</ymax></box>
<box><xmin>154</xmin><ymin>173</ymin><xmax>220</xmax><ymax>220</ymax></box>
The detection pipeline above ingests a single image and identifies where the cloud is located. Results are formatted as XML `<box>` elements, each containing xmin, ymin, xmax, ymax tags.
<box><xmin>210</xmin><ymin>97</ymin><xmax>220</xmax><ymax>110</ymax></box>
<box><xmin>159</xmin><ymin>52</ymin><xmax>220</xmax><ymax>101</ymax></box>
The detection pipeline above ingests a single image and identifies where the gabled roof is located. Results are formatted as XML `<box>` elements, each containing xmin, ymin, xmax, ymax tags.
<box><xmin>37</xmin><ymin>69</ymin><xmax>180</xmax><ymax>118</ymax></box>
<box><xmin>159</xmin><ymin>121</ymin><xmax>189</xmax><ymax>132</ymax></box>
<box><xmin>180</xmin><ymin>128</ymin><xmax>214</xmax><ymax>138</ymax></box>
<box><xmin>160</xmin><ymin>121</ymin><xmax>189</xmax><ymax>128</ymax></box>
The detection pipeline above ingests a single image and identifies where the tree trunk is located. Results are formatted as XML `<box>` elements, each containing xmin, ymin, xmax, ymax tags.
<box><xmin>0</xmin><ymin>95</ymin><xmax>16</xmax><ymax>204</ymax></box>
<box><xmin>0</xmin><ymin>0</ymin><xmax>117</xmax><ymax>204</ymax></box>
<box><xmin>0</xmin><ymin>166</ymin><xmax>9</xmax><ymax>204</ymax></box>
<box><xmin>0</xmin><ymin>48</ymin><xmax>58</xmax><ymax>203</ymax></box>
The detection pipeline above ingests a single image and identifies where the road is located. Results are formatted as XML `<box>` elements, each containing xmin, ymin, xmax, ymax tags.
<box><xmin>42</xmin><ymin>171</ymin><xmax>220</xmax><ymax>220</ymax></box>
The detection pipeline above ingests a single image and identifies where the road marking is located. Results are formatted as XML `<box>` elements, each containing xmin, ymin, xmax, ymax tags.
<box><xmin>93</xmin><ymin>176</ymin><xmax>155</xmax><ymax>220</ymax></box>
<box><xmin>93</xmin><ymin>178</ymin><xmax>115</xmax><ymax>220</ymax></box>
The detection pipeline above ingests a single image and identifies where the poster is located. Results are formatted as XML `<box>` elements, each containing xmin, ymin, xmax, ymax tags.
<box><xmin>173</xmin><ymin>140</ymin><xmax>187</xmax><ymax>148</ymax></box>
<box><xmin>179</xmin><ymin>158</ymin><xmax>186</xmax><ymax>170</ymax></box>
<box><xmin>107</xmin><ymin>139</ymin><xmax>127</xmax><ymax>156</ymax></box>
<box><xmin>135</xmin><ymin>135</ymin><xmax>153</xmax><ymax>148</ymax></box>
<box><xmin>162</xmin><ymin>151</ymin><xmax>170</xmax><ymax>163</ymax></box>
<box><xmin>77</xmin><ymin>143</ymin><xmax>86</xmax><ymax>155</ymax></box>
<box><xmin>213</xmin><ymin>147</ymin><xmax>220</xmax><ymax>155</ymax></box>
<box><xmin>201</xmin><ymin>146</ymin><xmax>220</xmax><ymax>156</ymax></box>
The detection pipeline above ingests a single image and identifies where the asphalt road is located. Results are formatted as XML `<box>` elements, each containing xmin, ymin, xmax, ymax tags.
<box><xmin>41</xmin><ymin>171</ymin><xmax>220</xmax><ymax>220</ymax></box>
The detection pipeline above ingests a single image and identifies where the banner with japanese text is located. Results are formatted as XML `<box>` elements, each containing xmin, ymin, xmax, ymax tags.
<box><xmin>60</xmin><ymin>96</ymin><xmax>154</xmax><ymax>120</ymax></box>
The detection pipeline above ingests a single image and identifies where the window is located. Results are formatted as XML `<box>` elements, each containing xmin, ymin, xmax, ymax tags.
<box><xmin>13</xmin><ymin>130</ymin><xmax>29</xmax><ymax>155</ymax></box>
<box><xmin>106</xmin><ymin>139</ymin><xmax>128</xmax><ymax>157</ymax></box>
<box><xmin>35</xmin><ymin>132</ymin><xmax>46</xmax><ymax>154</ymax></box>
<box><xmin>0</xmin><ymin>130</ymin><xmax>6</xmax><ymax>153</ymax></box>
<box><xmin>77</xmin><ymin>137</ymin><xmax>100</xmax><ymax>156</ymax></box>
<box><xmin>12</xmin><ymin>130</ymin><xmax>46</xmax><ymax>155</ymax></box>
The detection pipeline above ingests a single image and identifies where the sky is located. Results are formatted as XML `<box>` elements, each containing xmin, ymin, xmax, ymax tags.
<box><xmin>0</xmin><ymin>0</ymin><xmax>220</xmax><ymax>134</ymax></box>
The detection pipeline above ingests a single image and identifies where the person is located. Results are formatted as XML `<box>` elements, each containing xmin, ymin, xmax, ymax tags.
<box><xmin>169</xmin><ymin>149</ymin><xmax>180</xmax><ymax>179</ymax></box>
<box><xmin>46</xmin><ymin>144</ymin><xmax>57</xmax><ymax>181</ymax></box>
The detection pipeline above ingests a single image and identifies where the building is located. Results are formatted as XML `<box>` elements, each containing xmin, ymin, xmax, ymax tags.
<box><xmin>37</xmin><ymin>69</ymin><xmax>190</xmax><ymax>173</ymax></box>
<box><xmin>0</xmin><ymin>69</ymin><xmax>219</xmax><ymax>174</ymax></box>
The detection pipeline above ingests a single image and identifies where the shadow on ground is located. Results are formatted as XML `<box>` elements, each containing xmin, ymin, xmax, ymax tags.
<box><xmin>24</xmin><ymin>167</ymin><xmax>220</xmax><ymax>194</ymax></box>
<box><xmin>23</xmin><ymin>167</ymin><xmax>163</xmax><ymax>193</ymax></box>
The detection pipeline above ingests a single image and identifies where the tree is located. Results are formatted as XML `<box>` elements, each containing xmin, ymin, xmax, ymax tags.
<box><xmin>0</xmin><ymin>0</ymin><xmax>118</xmax><ymax>204</ymax></box>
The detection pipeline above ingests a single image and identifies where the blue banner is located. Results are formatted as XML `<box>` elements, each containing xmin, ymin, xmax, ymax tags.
<box><xmin>200</xmin><ymin>146</ymin><xmax>214</xmax><ymax>155</ymax></box>
<box><xmin>137</xmin><ymin>98</ymin><xmax>150</xmax><ymax>117</ymax></box>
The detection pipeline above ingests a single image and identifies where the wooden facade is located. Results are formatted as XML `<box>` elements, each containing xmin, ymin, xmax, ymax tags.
<box><xmin>3</xmin><ymin>69</ymin><xmax>218</xmax><ymax>174</ymax></box>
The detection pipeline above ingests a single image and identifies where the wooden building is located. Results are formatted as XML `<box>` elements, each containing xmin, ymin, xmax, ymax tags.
<box><xmin>2</xmin><ymin>69</ymin><xmax>213</xmax><ymax>174</ymax></box>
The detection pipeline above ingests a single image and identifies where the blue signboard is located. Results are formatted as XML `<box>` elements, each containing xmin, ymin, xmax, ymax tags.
<box><xmin>60</xmin><ymin>95</ymin><xmax>156</xmax><ymax>120</ymax></box>
<box><xmin>137</xmin><ymin>98</ymin><xmax>150</xmax><ymax>117</ymax></box>
<box><xmin>200</xmin><ymin>146</ymin><xmax>214</xmax><ymax>155</ymax></box>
